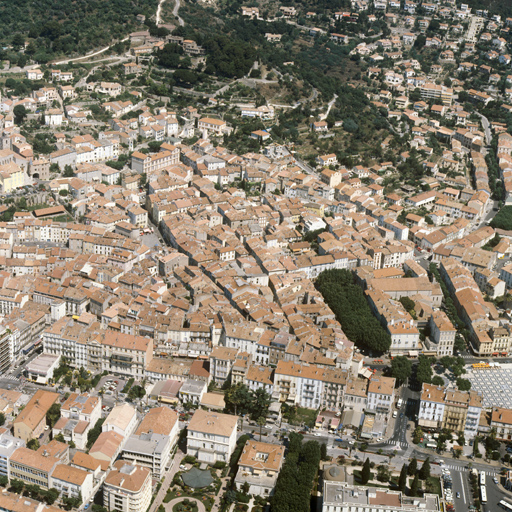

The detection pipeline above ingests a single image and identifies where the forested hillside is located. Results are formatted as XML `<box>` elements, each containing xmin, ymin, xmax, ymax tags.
<box><xmin>0</xmin><ymin>0</ymin><xmax>158</xmax><ymax>63</ymax></box>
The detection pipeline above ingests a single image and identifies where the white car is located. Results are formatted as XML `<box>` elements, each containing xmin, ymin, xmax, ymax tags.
<box><xmin>314</xmin><ymin>432</ymin><xmax>321</xmax><ymax>437</ymax></box>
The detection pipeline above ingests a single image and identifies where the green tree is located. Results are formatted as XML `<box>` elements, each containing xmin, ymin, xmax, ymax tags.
<box><xmin>456</xmin><ymin>378</ymin><xmax>471</xmax><ymax>391</ymax></box>
<box><xmin>413</xmin><ymin>426</ymin><xmax>424</xmax><ymax>444</ymax></box>
<box><xmin>46</xmin><ymin>403</ymin><xmax>61</xmax><ymax>428</ymax></box>
<box><xmin>415</xmin><ymin>356</ymin><xmax>433</xmax><ymax>385</ymax></box>
<box><xmin>398</xmin><ymin>464</ymin><xmax>407</xmax><ymax>492</ymax></box>
<box><xmin>410</xmin><ymin>473</ymin><xmax>420</xmax><ymax>496</ymax></box>
<box><xmin>27</xmin><ymin>439</ymin><xmax>40</xmax><ymax>451</ymax></box>
<box><xmin>432</xmin><ymin>376</ymin><xmax>444</xmax><ymax>386</ymax></box>
<box><xmin>9</xmin><ymin>479</ymin><xmax>24</xmax><ymax>494</ymax></box>
<box><xmin>419</xmin><ymin>457</ymin><xmax>430</xmax><ymax>480</ymax></box>
<box><xmin>251</xmin><ymin>388</ymin><xmax>271</xmax><ymax>420</ymax></box>
<box><xmin>87</xmin><ymin>418</ymin><xmax>105</xmax><ymax>449</ymax></box>
<box><xmin>13</xmin><ymin>105</ymin><xmax>27</xmax><ymax>124</ymax></box>
<box><xmin>257</xmin><ymin>416</ymin><xmax>266</xmax><ymax>442</ymax></box>
<box><xmin>0</xmin><ymin>413</ymin><xmax>6</xmax><ymax>426</ymax></box>
<box><xmin>390</xmin><ymin>356</ymin><xmax>412</xmax><ymax>384</ymax></box>
<box><xmin>361</xmin><ymin>458</ymin><xmax>371</xmax><ymax>484</ymax></box>
<box><xmin>407</xmin><ymin>457</ymin><xmax>417</xmax><ymax>476</ymax></box>
<box><xmin>45</xmin><ymin>488</ymin><xmax>59</xmax><ymax>505</ymax></box>
<box><xmin>321</xmin><ymin>443</ymin><xmax>328</xmax><ymax>461</ymax></box>
<box><xmin>63</xmin><ymin>165</ymin><xmax>74</xmax><ymax>177</ymax></box>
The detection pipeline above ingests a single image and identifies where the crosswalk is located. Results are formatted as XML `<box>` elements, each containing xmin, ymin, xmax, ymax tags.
<box><xmin>2</xmin><ymin>375</ymin><xmax>18</xmax><ymax>381</ymax></box>
<box><xmin>443</xmin><ymin>464</ymin><xmax>496</xmax><ymax>476</ymax></box>
<box><xmin>383</xmin><ymin>440</ymin><xmax>408</xmax><ymax>449</ymax></box>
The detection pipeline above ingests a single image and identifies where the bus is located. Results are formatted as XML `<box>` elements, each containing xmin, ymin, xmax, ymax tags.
<box><xmin>499</xmin><ymin>500</ymin><xmax>512</xmax><ymax>511</ymax></box>
<box><xmin>480</xmin><ymin>486</ymin><xmax>487</xmax><ymax>504</ymax></box>
<box><xmin>480</xmin><ymin>471</ymin><xmax>486</xmax><ymax>486</ymax></box>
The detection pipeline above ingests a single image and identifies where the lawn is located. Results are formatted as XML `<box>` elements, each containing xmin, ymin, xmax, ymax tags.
<box><xmin>285</xmin><ymin>406</ymin><xmax>318</xmax><ymax>427</ymax></box>
<box><xmin>426</xmin><ymin>476</ymin><xmax>442</xmax><ymax>496</ymax></box>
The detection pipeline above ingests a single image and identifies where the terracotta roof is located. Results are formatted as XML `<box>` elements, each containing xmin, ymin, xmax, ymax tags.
<box><xmin>135</xmin><ymin>407</ymin><xmax>178</xmax><ymax>437</ymax></box>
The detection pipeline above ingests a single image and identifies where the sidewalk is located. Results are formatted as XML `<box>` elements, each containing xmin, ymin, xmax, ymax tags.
<box><xmin>149</xmin><ymin>450</ymin><xmax>185</xmax><ymax>512</ymax></box>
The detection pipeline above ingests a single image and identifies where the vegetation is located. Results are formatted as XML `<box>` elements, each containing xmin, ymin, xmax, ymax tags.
<box><xmin>361</xmin><ymin>458</ymin><xmax>371</xmax><ymax>484</ymax></box>
<box><xmin>490</xmin><ymin>206</ymin><xmax>512</xmax><ymax>231</ymax></box>
<box><xmin>224</xmin><ymin>384</ymin><xmax>271</xmax><ymax>420</ymax></box>
<box><xmin>0</xmin><ymin>0</ymin><xmax>158</xmax><ymax>63</ymax></box>
<box><xmin>46</xmin><ymin>403</ymin><xmax>61</xmax><ymax>428</ymax></box>
<box><xmin>456</xmin><ymin>378</ymin><xmax>472</xmax><ymax>391</ymax></box>
<box><xmin>414</xmin><ymin>356</ymin><xmax>434</xmax><ymax>386</ymax></box>
<box><xmin>86</xmin><ymin>418</ymin><xmax>105</xmax><ymax>450</ymax></box>
<box><xmin>271</xmin><ymin>433</ymin><xmax>320</xmax><ymax>512</ymax></box>
<box><xmin>390</xmin><ymin>356</ymin><xmax>412</xmax><ymax>384</ymax></box>
<box><xmin>316</xmin><ymin>269</ymin><xmax>391</xmax><ymax>353</ymax></box>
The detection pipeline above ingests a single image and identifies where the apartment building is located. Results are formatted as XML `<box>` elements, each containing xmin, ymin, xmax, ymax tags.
<box><xmin>9</xmin><ymin>447</ymin><xmax>60</xmax><ymax>488</ymax></box>
<box><xmin>50</xmin><ymin>464</ymin><xmax>94</xmax><ymax>503</ymax></box>
<box><xmin>428</xmin><ymin>311</ymin><xmax>456</xmax><ymax>357</ymax></box>
<box><xmin>103</xmin><ymin>460</ymin><xmax>152</xmax><ymax>512</ymax></box>
<box><xmin>131</xmin><ymin>147</ymin><xmax>180</xmax><ymax>175</ymax></box>
<box><xmin>343</xmin><ymin>378</ymin><xmax>368</xmax><ymax>413</ymax></box>
<box><xmin>418</xmin><ymin>383</ymin><xmax>482</xmax><ymax>437</ymax></box>
<box><xmin>490</xmin><ymin>407</ymin><xmax>512</xmax><ymax>441</ymax></box>
<box><xmin>101</xmin><ymin>331</ymin><xmax>153</xmax><ymax>379</ymax></box>
<box><xmin>198</xmin><ymin>117</ymin><xmax>232</xmax><ymax>135</ymax></box>
<box><xmin>234</xmin><ymin>440</ymin><xmax>285</xmax><ymax>496</ymax></box>
<box><xmin>122</xmin><ymin>407</ymin><xmax>178</xmax><ymax>478</ymax></box>
<box><xmin>187</xmin><ymin>409</ymin><xmax>238</xmax><ymax>464</ymax></box>
<box><xmin>209</xmin><ymin>346</ymin><xmax>239</xmax><ymax>386</ymax></box>
<box><xmin>13</xmin><ymin>390</ymin><xmax>59</xmax><ymax>442</ymax></box>
<box><xmin>273</xmin><ymin>361</ymin><xmax>347</xmax><ymax>411</ymax></box>
<box><xmin>103</xmin><ymin>404</ymin><xmax>138</xmax><ymax>439</ymax></box>
<box><xmin>0</xmin><ymin>433</ymin><xmax>25</xmax><ymax>480</ymax></box>
<box><xmin>420</xmin><ymin>82</ymin><xmax>453</xmax><ymax>105</ymax></box>
<box><xmin>323</xmin><ymin>482</ymin><xmax>440</xmax><ymax>512</ymax></box>
<box><xmin>366</xmin><ymin>376</ymin><xmax>396</xmax><ymax>414</ymax></box>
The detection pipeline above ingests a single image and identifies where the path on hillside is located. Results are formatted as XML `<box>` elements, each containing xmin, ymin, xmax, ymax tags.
<box><xmin>156</xmin><ymin>0</ymin><xmax>167</xmax><ymax>24</ymax></box>
<box><xmin>173</xmin><ymin>0</ymin><xmax>185</xmax><ymax>27</ymax></box>
<box><xmin>52</xmin><ymin>37</ymin><xmax>129</xmax><ymax>65</ymax></box>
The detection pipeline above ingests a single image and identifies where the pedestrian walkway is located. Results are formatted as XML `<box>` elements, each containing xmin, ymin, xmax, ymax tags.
<box><xmin>383</xmin><ymin>440</ymin><xmax>408</xmax><ymax>449</ymax></box>
<box><xmin>149</xmin><ymin>451</ymin><xmax>185</xmax><ymax>512</ymax></box>
<box><xmin>164</xmin><ymin>497</ymin><xmax>206</xmax><ymax>512</ymax></box>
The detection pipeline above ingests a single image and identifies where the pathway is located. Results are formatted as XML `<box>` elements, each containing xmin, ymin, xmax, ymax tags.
<box><xmin>156</xmin><ymin>0</ymin><xmax>168</xmax><ymax>25</ymax></box>
<box><xmin>173</xmin><ymin>0</ymin><xmax>185</xmax><ymax>27</ymax></box>
<box><xmin>165</xmin><ymin>497</ymin><xmax>207</xmax><ymax>512</ymax></box>
<box><xmin>52</xmin><ymin>37</ymin><xmax>129</xmax><ymax>65</ymax></box>
<box><xmin>149</xmin><ymin>451</ymin><xmax>185</xmax><ymax>512</ymax></box>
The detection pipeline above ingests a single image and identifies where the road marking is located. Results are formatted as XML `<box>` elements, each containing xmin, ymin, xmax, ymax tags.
<box><xmin>460</xmin><ymin>472</ymin><xmax>466</xmax><ymax>503</ymax></box>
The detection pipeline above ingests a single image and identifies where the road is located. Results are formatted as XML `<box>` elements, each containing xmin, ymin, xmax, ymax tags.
<box><xmin>173</xmin><ymin>0</ymin><xmax>185</xmax><ymax>27</ymax></box>
<box><xmin>476</xmin><ymin>112</ymin><xmax>492</xmax><ymax>146</ymax></box>
<box><xmin>319</xmin><ymin>94</ymin><xmax>338</xmax><ymax>121</ymax></box>
<box><xmin>52</xmin><ymin>36</ymin><xmax>129</xmax><ymax>65</ymax></box>
<box><xmin>156</xmin><ymin>0</ymin><xmax>167</xmax><ymax>24</ymax></box>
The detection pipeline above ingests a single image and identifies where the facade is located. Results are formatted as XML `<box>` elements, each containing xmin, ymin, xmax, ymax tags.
<box><xmin>0</xmin><ymin>433</ymin><xmax>25</xmax><ymax>480</ymax></box>
<box><xmin>50</xmin><ymin>464</ymin><xmax>94</xmax><ymax>503</ymax></box>
<box><xmin>366</xmin><ymin>376</ymin><xmax>396</xmax><ymax>414</ymax></box>
<box><xmin>234</xmin><ymin>440</ymin><xmax>284</xmax><ymax>496</ymax></box>
<box><xmin>187</xmin><ymin>409</ymin><xmax>238</xmax><ymax>464</ymax></box>
<box><xmin>103</xmin><ymin>460</ymin><xmax>152</xmax><ymax>512</ymax></box>
<box><xmin>418</xmin><ymin>383</ymin><xmax>483</xmax><ymax>437</ymax></box>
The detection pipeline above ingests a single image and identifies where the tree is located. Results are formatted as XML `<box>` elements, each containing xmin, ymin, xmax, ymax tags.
<box><xmin>9</xmin><ymin>479</ymin><xmax>24</xmax><ymax>494</ymax></box>
<box><xmin>456</xmin><ymin>378</ymin><xmax>471</xmax><ymax>391</ymax></box>
<box><xmin>413</xmin><ymin>426</ymin><xmax>424</xmax><ymax>444</ymax></box>
<box><xmin>63</xmin><ymin>165</ymin><xmax>74</xmax><ymax>177</ymax></box>
<box><xmin>257</xmin><ymin>416</ymin><xmax>266</xmax><ymax>442</ymax></box>
<box><xmin>87</xmin><ymin>418</ymin><xmax>105</xmax><ymax>449</ymax></box>
<box><xmin>242</xmin><ymin>481</ymin><xmax>250</xmax><ymax>494</ymax></box>
<box><xmin>407</xmin><ymin>457</ymin><xmax>417</xmax><ymax>476</ymax></box>
<box><xmin>27</xmin><ymin>439</ymin><xmax>40</xmax><ymax>450</ymax></box>
<box><xmin>13</xmin><ymin>105</ymin><xmax>27</xmax><ymax>125</ymax></box>
<box><xmin>0</xmin><ymin>413</ymin><xmax>5</xmax><ymax>426</ymax></box>
<box><xmin>390</xmin><ymin>356</ymin><xmax>412</xmax><ymax>384</ymax></box>
<box><xmin>410</xmin><ymin>473</ymin><xmax>420</xmax><ymax>497</ymax></box>
<box><xmin>398</xmin><ymin>464</ymin><xmax>407</xmax><ymax>492</ymax></box>
<box><xmin>321</xmin><ymin>443</ymin><xmax>328</xmax><ymax>461</ymax></box>
<box><xmin>46</xmin><ymin>403</ymin><xmax>61</xmax><ymax>428</ymax></box>
<box><xmin>361</xmin><ymin>458</ymin><xmax>371</xmax><ymax>484</ymax></box>
<box><xmin>45</xmin><ymin>488</ymin><xmax>59</xmax><ymax>505</ymax></box>
<box><xmin>399</xmin><ymin>297</ymin><xmax>415</xmax><ymax>312</ymax></box>
<box><xmin>419</xmin><ymin>457</ymin><xmax>430</xmax><ymax>480</ymax></box>
<box><xmin>415</xmin><ymin>356</ymin><xmax>433</xmax><ymax>385</ymax></box>
<box><xmin>432</xmin><ymin>376</ymin><xmax>444</xmax><ymax>386</ymax></box>
<box><xmin>251</xmin><ymin>388</ymin><xmax>271</xmax><ymax>420</ymax></box>
<box><xmin>377</xmin><ymin>465</ymin><xmax>391</xmax><ymax>482</ymax></box>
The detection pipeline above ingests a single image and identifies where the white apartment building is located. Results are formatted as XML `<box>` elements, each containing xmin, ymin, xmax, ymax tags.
<box><xmin>103</xmin><ymin>404</ymin><xmax>138</xmax><ymax>439</ymax></box>
<box><xmin>0</xmin><ymin>433</ymin><xmax>25</xmax><ymax>480</ymax></box>
<box><xmin>187</xmin><ymin>409</ymin><xmax>238</xmax><ymax>464</ymax></box>
<box><xmin>429</xmin><ymin>311</ymin><xmax>456</xmax><ymax>357</ymax></box>
<box><xmin>418</xmin><ymin>384</ymin><xmax>446</xmax><ymax>430</ymax></box>
<box><xmin>50</xmin><ymin>464</ymin><xmax>94</xmax><ymax>504</ymax></box>
<box><xmin>323</xmin><ymin>482</ymin><xmax>440</xmax><ymax>512</ymax></box>
<box><xmin>103</xmin><ymin>461</ymin><xmax>152</xmax><ymax>512</ymax></box>
<box><xmin>366</xmin><ymin>376</ymin><xmax>396</xmax><ymax>414</ymax></box>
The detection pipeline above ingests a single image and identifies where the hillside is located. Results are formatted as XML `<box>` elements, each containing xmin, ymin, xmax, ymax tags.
<box><xmin>0</xmin><ymin>0</ymin><xmax>158</xmax><ymax>63</ymax></box>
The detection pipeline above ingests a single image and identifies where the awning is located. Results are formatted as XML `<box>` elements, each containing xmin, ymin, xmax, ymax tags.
<box><xmin>408</xmin><ymin>350</ymin><xmax>419</xmax><ymax>357</ymax></box>
<box><xmin>36</xmin><ymin>376</ymin><xmax>47</xmax><ymax>384</ymax></box>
